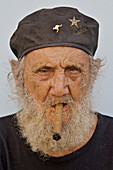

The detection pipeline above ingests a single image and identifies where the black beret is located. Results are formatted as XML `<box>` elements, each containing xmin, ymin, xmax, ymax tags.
<box><xmin>10</xmin><ymin>7</ymin><xmax>99</xmax><ymax>60</ymax></box>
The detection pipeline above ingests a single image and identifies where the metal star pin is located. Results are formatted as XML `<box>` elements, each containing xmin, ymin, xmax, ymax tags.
<box><xmin>69</xmin><ymin>16</ymin><xmax>80</xmax><ymax>28</ymax></box>
<box><xmin>53</xmin><ymin>24</ymin><xmax>62</xmax><ymax>33</ymax></box>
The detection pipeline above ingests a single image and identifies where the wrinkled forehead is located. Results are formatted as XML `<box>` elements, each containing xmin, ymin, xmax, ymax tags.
<box><xmin>25</xmin><ymin>46</ymin><xmax>90</xmax><ymax>68</ymax></box>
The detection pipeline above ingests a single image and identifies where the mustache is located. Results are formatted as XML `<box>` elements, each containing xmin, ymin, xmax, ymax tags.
<box><xmin>43</xmin><ymin>95</ymin><xmax>74</xmax><ymax>108</ymax></box>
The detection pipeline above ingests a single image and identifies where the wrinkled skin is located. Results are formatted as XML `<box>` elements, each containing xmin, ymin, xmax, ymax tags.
<box><xmin>24</xmin><ymin>47</ymin><xmax>90</xmax><ymax>102</ymax></box>
<box><xmin>23</xmin><ymin>47</ymin><xmax>91</xmax><ymax>124</ymax></box>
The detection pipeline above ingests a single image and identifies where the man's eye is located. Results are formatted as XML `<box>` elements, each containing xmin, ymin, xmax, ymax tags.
<box><xmin>66</xmin><ymin>66</ymin><xmax>82</xmax><ymax>72</ymax></box>
<box><xmin>39</xmin><ymin>69</ymin><xmax>48</xmax><ymax>73</ymax></box>
<box><xmin>69</xmin><ymin>68</ymin><xmax>80</xmax><ymax>71</ymax></box>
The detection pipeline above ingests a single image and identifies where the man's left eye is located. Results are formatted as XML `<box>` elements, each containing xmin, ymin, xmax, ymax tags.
<box><xmin>66</xmin><ymin>66</ymin><xmax>82</xmax><ymax>73</ymax></box>
<box><xmin>69</xmin><ymin>68</ymin><xmax>81</xmax><ymax>72</ymax></box>
<box><xmin>39</xmin><ymin>69</ymin><xmax>48</xmax><ymax>73</ymax></box>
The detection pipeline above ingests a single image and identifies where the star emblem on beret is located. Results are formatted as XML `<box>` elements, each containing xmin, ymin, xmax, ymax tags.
<box><xmin>69</xmin><ymin>16</ymin><xmax>80</xmax><ymax>28</ymax></box>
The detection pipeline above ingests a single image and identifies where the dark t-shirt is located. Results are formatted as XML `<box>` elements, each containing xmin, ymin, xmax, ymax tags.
<box><xmin>0</xmin><ymin>113</ymin><xmax>113</xmax><ymax>170</ymax></box>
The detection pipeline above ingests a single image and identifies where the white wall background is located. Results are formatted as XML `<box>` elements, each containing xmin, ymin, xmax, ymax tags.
<box><xmin>0</xmin><ymin>0</ymin><xmax>113</xmax><ymax>117</ymax></box>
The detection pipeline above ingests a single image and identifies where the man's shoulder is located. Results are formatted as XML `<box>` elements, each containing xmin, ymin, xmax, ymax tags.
<box><xmin>0</xmin><ymin>113</ymin><xmax>17</xmax><ymax>137</ymax></box>
<box><xmin>97</xmin><ymin>113</ymin><xmax>113</xmax><ymax>135</ymax></box>
<box><xmin>0</xmin><ymin>113</ymin><xmax>15</xmax><ymax>125</ymax></box>
<box><xmin>98</xmin><ymin>113</ymin><xmax>113</xmax><ymax>123</ymax></box>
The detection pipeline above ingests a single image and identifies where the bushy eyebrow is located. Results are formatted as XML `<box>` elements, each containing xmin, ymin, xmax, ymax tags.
<box><xmin>65</xmin><ymin>65</ymin><xmax>82</xmax><ymax>72</ymax></box>
<box><xmin>39</xmin><ymin>66</ymin><xmax>53</xmax><ymax>70</ymax></box>
<box><xmin>32</xmin><ymin>64</ymin><xmax>83</xmax><ymax>72</ymax></box>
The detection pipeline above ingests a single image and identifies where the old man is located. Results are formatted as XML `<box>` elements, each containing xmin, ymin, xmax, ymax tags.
<box><xmin>0</xmin><ymin>7</ymin><xmax>113</xmax><ymax>170</ymax></box>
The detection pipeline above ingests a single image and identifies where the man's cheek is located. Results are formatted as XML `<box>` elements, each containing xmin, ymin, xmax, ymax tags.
<box><xmin>34</xmin><ymin>81</ymin><xmax>50</xmax><ymax>102</ymax></box>
<box><xmin>24</xmin><ymin>73</ymin><xmax>39</xmax><ymax>99</ymax></box>
<box><xmin>24</xmin><ymin>76</ymin><xmax>33</xmax><ymax>92</ymax></box>
<box><xmin>68</xmin><ymin>78</ymin><xmax>82</xmax><ymax>101</ymax></box>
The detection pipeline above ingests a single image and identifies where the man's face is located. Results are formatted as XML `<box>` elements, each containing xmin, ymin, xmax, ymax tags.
<box><xmin>23</xmin><ymin>47</ymin><xmax>90</xmax><ymax>124</ymax></box>
<box><xmin>14</xmin><ymin>47</ymin><xmax>98</xmax><ymax>156</ymax></box>
<box><xmin>24</xmin><ymin>46</ymin><xmax>90</xmax><ymax>105</ymax></box>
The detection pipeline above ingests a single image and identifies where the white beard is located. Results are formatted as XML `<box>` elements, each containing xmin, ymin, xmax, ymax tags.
<box><xmin>16</xmin><ymin>92</ymin><xmax>97</xmax><ymax>157</ymax></box>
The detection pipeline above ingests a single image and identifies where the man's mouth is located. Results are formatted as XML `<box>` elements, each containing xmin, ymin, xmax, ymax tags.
<box><xmin>51</xmin><ymin>103</ymin><xmax>68</xmax><ymax>112</ymax></box>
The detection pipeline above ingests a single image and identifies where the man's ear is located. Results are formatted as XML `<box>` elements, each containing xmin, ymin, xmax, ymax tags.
<box><xmin>94</xmin><ymin>58</ymin><xmax>101</xmax><ymax>74</ymax></box>
<box><xmin>90</xmin><ymin>58</ymin><xmax>102</xmax><ymax>84</ymax></box>
<box><xmin>95</xmin><ymin>58</ymin><xmax>101</xmax><ymax>66</ymax></box>
<box><xmin>10</xmin><ymin>59</ymin><xmax>19</xmax><ymax>80</ymax></box>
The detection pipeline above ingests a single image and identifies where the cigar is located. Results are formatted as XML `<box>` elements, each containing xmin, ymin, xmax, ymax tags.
<box><xmin>53</xmin><ymin>103</ymin><xmax>63</xmax><ymax>141</ymax></box>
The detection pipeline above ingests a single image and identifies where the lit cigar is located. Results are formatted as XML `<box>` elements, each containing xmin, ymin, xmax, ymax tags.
<box><xmin>53</xmin><ymin>103</ymin><xmax>63</xmax><ymax>141</ymax></box>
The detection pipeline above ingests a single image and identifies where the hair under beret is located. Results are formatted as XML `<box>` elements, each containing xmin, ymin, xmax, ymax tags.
<box><xmin>10</xmin><ymin>7</ymin><xmax>99</xmax><ymax>60</ymax></box>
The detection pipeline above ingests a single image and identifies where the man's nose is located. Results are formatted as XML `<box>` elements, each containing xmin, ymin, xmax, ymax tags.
<box><xmin>49</xmin><ymin>73</ymin><xmax>69</xmax><ymax>97</ymax></box>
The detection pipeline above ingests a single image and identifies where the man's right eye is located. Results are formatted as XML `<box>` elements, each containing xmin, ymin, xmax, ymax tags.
<box><xmin>32</xmin><ymin>66</ymin><xmax>53</xmax><ymax>74</ymax></box>
<box><xmin>39</xmin><ymin>69</ymin><xmax>48</xmax><ymax>73</ymax></box>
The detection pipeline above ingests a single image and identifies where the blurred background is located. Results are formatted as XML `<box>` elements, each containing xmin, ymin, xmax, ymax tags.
<box><xmin>0</xmin><ymin>0</ymin><xmax>113</xmax><ymax>117</ymax></box>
